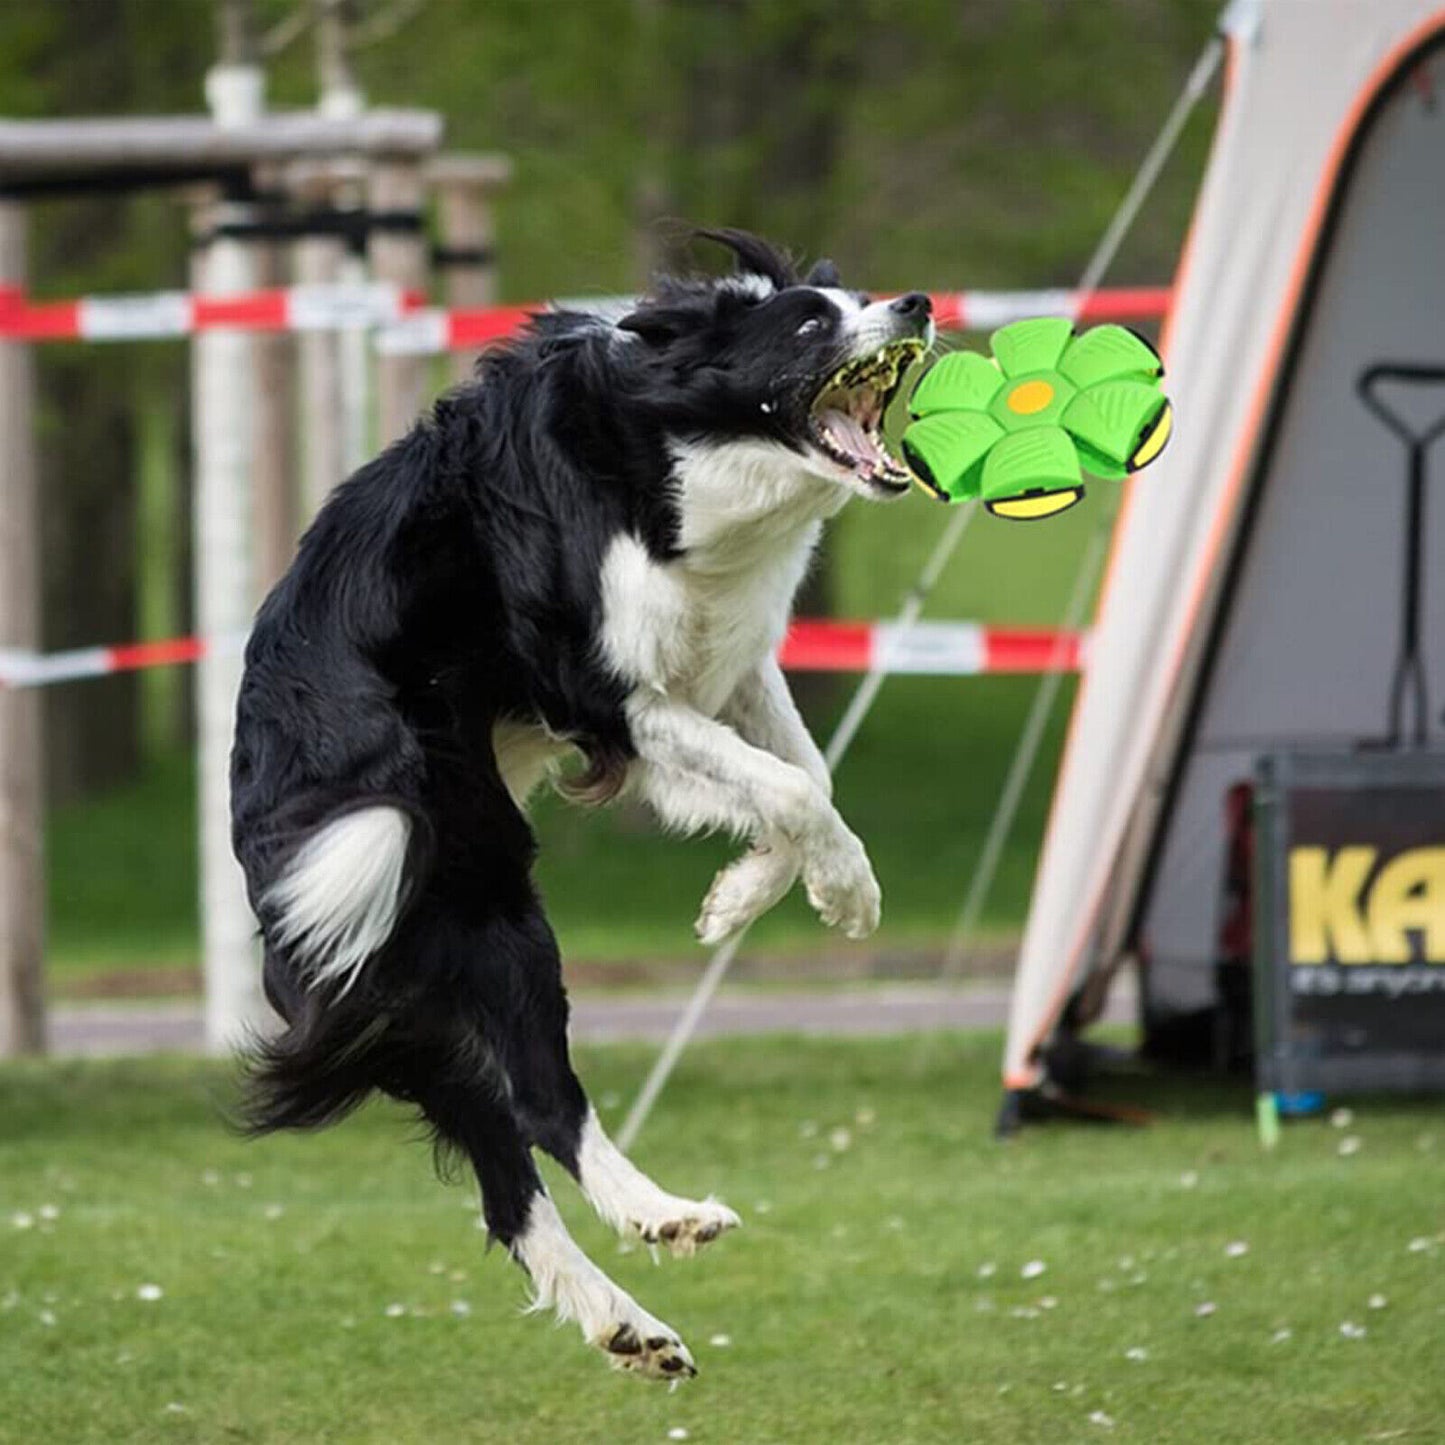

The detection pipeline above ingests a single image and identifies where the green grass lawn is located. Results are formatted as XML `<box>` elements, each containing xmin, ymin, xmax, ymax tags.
<box><xmin>46</xmin><ymin>493</ymin><xmax>1100</xmax><ymax>991</ymax></box>
<box><xmin>3</xmin><ymin>1035</ymin><xmax>1443</xmax><ymax>1443</ymax></box>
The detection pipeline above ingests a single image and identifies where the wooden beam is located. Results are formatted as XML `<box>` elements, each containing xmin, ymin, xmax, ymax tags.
<box><xmin>0</xmin><ymin>110</ymin><xmax>443</xmax><ymax>194</ymax></box>
<box><xmin>0</xmin><ymin>200</ymin><xmax>46</xmax><ymax>1056</ymax></box>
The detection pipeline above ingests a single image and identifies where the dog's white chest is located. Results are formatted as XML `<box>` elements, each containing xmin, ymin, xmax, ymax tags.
<box><xmin>598</xmin><ymin>525</ymin><xmax>818</xmax><ymax>717</ymax></box>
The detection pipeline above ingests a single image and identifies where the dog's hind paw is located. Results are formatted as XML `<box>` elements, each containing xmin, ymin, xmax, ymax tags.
<box><xmin>601</xmin><ymin>1319</ymin><xmax>698</xmax><ymax>1382</ymax></box>
<box><xmin>629</xmin><ymin>1196</ymin><xmax>742</xmax><ymax>1258</ymax></box>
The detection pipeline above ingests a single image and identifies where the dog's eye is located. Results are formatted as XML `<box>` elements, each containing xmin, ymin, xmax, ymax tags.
<box><xmin>796</xmin><ymin>316</ymin><xmax>827</xmax><ymax>337</ymax></box>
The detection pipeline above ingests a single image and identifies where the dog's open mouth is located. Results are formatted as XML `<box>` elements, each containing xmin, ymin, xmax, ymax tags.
<box><xmin>810</xmin><ymin>338</ymin><xmax>927</xmax><ymax>492</ymax></box>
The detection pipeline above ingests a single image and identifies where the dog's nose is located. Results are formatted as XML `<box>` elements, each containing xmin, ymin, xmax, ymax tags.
<box><xmin>889</xmin><ymin>292</ymin><xmax>932</xmax><ymax>320</ymax></box>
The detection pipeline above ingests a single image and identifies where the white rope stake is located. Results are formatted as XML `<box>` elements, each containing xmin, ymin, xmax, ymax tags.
<box><xmin>618</xmin><ymin>33</ymin><xmax>1225</xmax><ymax>1148</ymax></box>
<box><xmin>617</xmin><ymin>504</ymin><xmax>977</xmax><ymax>1151</ymax></box>
<box><xmin>936</xmin><ymin>526</ymin><xmax>1109</xmax><ymax>985</ymax></box>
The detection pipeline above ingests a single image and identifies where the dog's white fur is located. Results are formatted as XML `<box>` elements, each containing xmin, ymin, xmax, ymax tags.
<box><xmin>267</xmin><ymin>805</ymin><xmax>411</xmax><ymax>996</ymax></box>
<box><xmin>513</xmin><ymin>1189</ymin><xmax>695</xmax><ymax>1379</ymax></box>
<box><xmin>598</xmin><ymin>433</ymin><xmax>883</xmax><ymax>942</ymax></box>
<box><xmin>576</xmin><ymin>1108</ymin><xmax>741</xmax><ymax>1253</ymax></box>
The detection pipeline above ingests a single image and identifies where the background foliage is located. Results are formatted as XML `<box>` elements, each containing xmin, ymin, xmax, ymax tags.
<box><xmin>1</xmin><ymin>0</ymin><xmax>1222</xmax><ymax>982</ymax></box>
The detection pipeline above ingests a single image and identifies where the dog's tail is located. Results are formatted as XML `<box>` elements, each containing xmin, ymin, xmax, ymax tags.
<box><xmin>265</xmin><ymin>804</ymin><xmax>416</xmax><ymax>999</ymax></box>
<box><xmin>241</xmin><ymin>802</ymin><xmax>429</xmax><ymax>1134</ymax></box>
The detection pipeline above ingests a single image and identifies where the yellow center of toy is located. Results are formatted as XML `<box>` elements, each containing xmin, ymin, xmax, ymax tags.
<box><xmin>1007</xmin><ymin>380</ymin><xmax>1055</xmax><ymax>415</ymax></box>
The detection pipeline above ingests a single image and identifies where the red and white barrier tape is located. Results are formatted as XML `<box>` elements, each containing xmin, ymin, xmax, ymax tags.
<box><xmin>376</xmin><ymin>287</ymin><xmax>1172</xmax><ymax>356</ymax></box>
<box><xmin>0</xmin><ymin>282</ymin><xmax>1170</xmax><ymax>348</ymax></box>
<box><xmin>0</xmin><ymin>282</ymin><xmax>426</xmax><ymax>342</ymax></box>
<box><xmin>0</xmin><ymin>620</ymin><xmax>1084</xmax><ymax>690</ymax></box>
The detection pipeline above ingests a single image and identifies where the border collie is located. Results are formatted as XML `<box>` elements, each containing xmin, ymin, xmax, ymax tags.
<box><xmin>230</xmin><ymin>230</ymin><xmax>934</xmax><ymax>1379</ymax></box>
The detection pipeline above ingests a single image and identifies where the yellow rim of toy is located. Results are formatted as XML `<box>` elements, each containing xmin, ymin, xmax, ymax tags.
<box><xmin>986</xmin><ymin>488</ymin><xmax>1085</xmax><ymax>521</ymax></box>
<box><xmin>1129</xmin><ymin>400</ymin><xmax>1173</xmax><ymax>470</ymax></box>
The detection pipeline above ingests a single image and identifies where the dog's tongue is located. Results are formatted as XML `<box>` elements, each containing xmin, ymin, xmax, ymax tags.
<box><xmin>819</xmin><ymin>408</ymin><xmax>887</xmax><ymax>470</ymax></box>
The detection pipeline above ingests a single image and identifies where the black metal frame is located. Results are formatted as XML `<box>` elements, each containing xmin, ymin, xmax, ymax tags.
<box><xmin>1356</xmin><ymin>363</ymin><xmax>1445</xmax><ymax>748</ymax></box>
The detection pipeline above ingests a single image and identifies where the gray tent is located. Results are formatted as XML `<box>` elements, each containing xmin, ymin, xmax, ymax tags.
<box><xmin>1004</xmin><ymin>0</ymin><xmax>1445</xmax><ymax>1094</ymax></box>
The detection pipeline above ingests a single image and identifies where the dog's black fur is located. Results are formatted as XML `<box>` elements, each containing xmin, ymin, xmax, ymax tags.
<box><xmin>229</xmin><ymin>231</ymin><xmax>899</xmax><ymax>1253</ymax></box>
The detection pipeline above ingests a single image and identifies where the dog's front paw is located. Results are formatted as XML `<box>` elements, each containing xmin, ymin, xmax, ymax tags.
<box><xmin>695</xmin><ymin>843</ymin><xmax>798</xmax><ymax>946</ymax></box>
<box><xmin>802</xmin><ymin>828</ymin><xmax>881</xmax><ymax>940</ymax></box>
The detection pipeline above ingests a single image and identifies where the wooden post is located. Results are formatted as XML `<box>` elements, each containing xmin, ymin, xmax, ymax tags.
<box><xmin>369</xmin><ymin>159</ymin><xmax>427</xmax><ymax>443</ymax></box>
<box><xmin>0</xmin><ymin>201</ymin><xmax>46</xmax><ymax>1056</ymax></box>
<box><xmin>293</xmin><ymin>174</ymin><xmax>347</xmax><ymax>517</ymax></box>
<box><xmin>193</xmin><ymin>9</ymin><xmax>274</xmax><ymax>1052</ymax></box>
<box><xmin>431</xmin><ymin>156</ymin><xmax>511</xmax><ymax>387</ymax></box>
<box><xmin>252</xmin><ymin>213</ymin><xmax>297</xmax><ymax>594</ymax></box>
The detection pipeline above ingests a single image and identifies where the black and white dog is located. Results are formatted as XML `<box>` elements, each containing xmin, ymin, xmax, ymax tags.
<box><xmin>231</xmin><ymin>230</ymin><xmax>933</xmax><ymax>1379</ymax></box>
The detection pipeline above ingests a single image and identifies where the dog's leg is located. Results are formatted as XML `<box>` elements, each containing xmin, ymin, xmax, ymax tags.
<box><xmin>419</xmin><ymin>1059</ymin><xmax>696</xmax><ymax>1381</ymax></box>
<box><xmin>695</xmin><ymin>658</ymin><xmax>835</xmax><ymax>941</ymax></box>
<box><xmin>627</xmin><ymin>693</ymin><xmax>880</xmax><ymax>940</ymax></box>
<box><xmin>494</xmin><ymin>908</ymin><xmax>741</xmax><ymax>1257</ymax></box>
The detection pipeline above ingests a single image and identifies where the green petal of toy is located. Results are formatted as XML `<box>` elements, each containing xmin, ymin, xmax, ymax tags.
<box><xmin>907</xmin><ymin>350</ymin><xmax>1003</xmax><ymax>419</ymax></box>
<box><xmin>1057</xmin><ymin>324</ymin><xmax>1162</xmax><ymax>390</ymax></box>
<box><xmin>989</xmin><ymin>317</ymin><xmax>1075</xmax><ymax>379</ymax></box>
<box><xmin>901</xmin><ymin>410</ymin><xmax>1006</xmax><ymax>501</ymax></box>
<box><xmin>979</xmin><ymin>425</ymin><xmax>1083</xmax><ymax>521</ymax></box>
<box><xmin>1061</xmin><ymin>380</ymin><xmax>1170</xmax><ymax>475</ymax></box>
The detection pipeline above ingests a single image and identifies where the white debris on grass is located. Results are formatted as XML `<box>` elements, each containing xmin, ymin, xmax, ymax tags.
<box><xmin>709</xmin><ymin>1333</ymin><xmax>732</xmax><ymax>1348</ymax></box>
<box><xmin>1039</xmin><ymin>1296</ymin><xmax>1058</xmax><ymax>1310</ymax></box>
<box><xmin>383</xmin><ymin>1302</ymin><xmax>407</xmax><ymax>1318</ymax></box>
<box><xmin>1340</xmin><ymin>1321</ymin><xmax>1367</xmax><ymax>1340</ymax></box>
<box><xmin>1225</xmin><ymin>1240</ymin><xmax>1249</xmax><ymax>1258</ymax></box>
<box><xmin>1406</xmin><ymin>1237</ymin><xmax>1432</xmax><ymax>1254</ymax></box>
<box><xmin>754</xmin><ymin>1200</ymin><xmax>772</xmax><ymax>1215</ymax></box>
<box><xmin>885</xmin><ymin>1216</ymin><xmax>904</xmax><ymax>1232</ymax></box>
<box><xmin>428</xmin><ymin>1261</ymin><xmax>446</xmax><ymax>1275</ymax></box>
<box><xmin>201</xmin><ymin>1170</ymin><xmax>220</xmax><ymax>1187</ymax></box>
<box><xmin>1338</xmin><ymin>1136</ymin><xmax>1362</xmax><ymax>1157</ymax></box>
<box><xmin>38</xmin><ymin>1309</ymin><xmax>56</xmax><ymax>1327</ymax></box>
<box><xmin>1021</xmin><ymin>1260</ymin><xmax>1046</xmax><ymax>1280</ymax></box>
<box><xmin>233</xmin><ymin>1173</ymin><xmax>252</xmax><ymax>1189</ymax></box>
<box><xmin>798</xmin><ymin>1120</ymin><xmax>818</xmax><ymax>1139</ymax></box>
<box><xmin>449</xmin><ymin>1300</ymin><xmax>471</xmax><ymax>1317</ymax></box>
<box><xmin>262</xmin><ymin>1203</ymin><xmax>284</xmax><ymax>1221</ymax></box>
<box><xmin>136</xmin><ymin>1284</ymin><xmax>164</xmax><ymax>1303</ymax></box>
<box><xmin>1368</xmin><ymin>1293</ymin><xmax>1388</xmax><ymax>1310</ymax></box>
<box><xmin>599</xmin><ymin>1091</ymin><xmax>621</xmax><ymax>1111</ymax></box>
<box><xmin>828</xmin><ymin>1126</ymin><xmax>853</xmax><ymax>1153</ymax></box>
<box><xmin>1125</xmin><ymin>1347</ymin><xmax>1149</xmax><ymax>1362</ymax></box>
<box><xmin>1270</xmin><ymin>1328</ymin><xmax>1293</xmax><ymax>1344</ymax></box>
<box><xmin>1179</xmin><ymin>1170</ymin><xmax>1199</xmax><ymax>1189</ymax></box>
<box><xmin>38</xmin><ymin>1204</ymin><xmax>59</xmax><ymax>1222</ymax></box>
<box><xmin>855</xmin><ymin>1106</ymin><xmax>876</xmax><ymax>1128</ymax></box>
<box><xmin>1330</xmin><ymin>1107</ymin><xmax>1354</xmax><ymax>1129</ymax></box>
<box><xmin>10</xmin><ymin>1212</ymin><xmax>33</xmax><ymax>1230</ymax></box>
<box><xmin>1089</xmin><ymin>1411</ymin><xmax>1116</xmax><ymax>1429</ymax></box>
<box><xmin>163</xmin><ymin>1403</ymin><xmax>188</xmax><ymax>1416</ymax></box>
<box><xmin>667</xmin><ymin>1429</ymin><xmax>690</xmax><ymax>1441</ymax></box>
<box><xmin>1009</xmin><ymin>1306</ymin><xmax>1041</xmax><ymax>1320</ymax></box>
<box><xmin>1194</xmin><ymin>1301</ymin><xmax>1217</xmax><ymax>1318</ymax></box>
<box><xmin>977</xmin><ymin>1262</ymin><xmax>997</xmax><ymax>1280</ymax></box>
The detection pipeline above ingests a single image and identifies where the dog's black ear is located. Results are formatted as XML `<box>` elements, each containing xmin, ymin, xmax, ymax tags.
<box><xmin>616</xmin><ymin>303</ymin><xmax>693</xmax><ymax>346</ymax></box>
<box><xmin>805</xmin><ymin>258</ymin><xmax>841</xmax><ymax>288</ymax></box>
<box><xmin>693</xmin><ymin>227</ymin><xmax>797</xmax><ymax>291</ymax></box>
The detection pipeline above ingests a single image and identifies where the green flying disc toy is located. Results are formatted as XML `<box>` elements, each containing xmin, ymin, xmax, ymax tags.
<box><xmin>901</xmin><ymin>318</ymin><xmax>1172</xmax><ymax>520</ymax></box>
